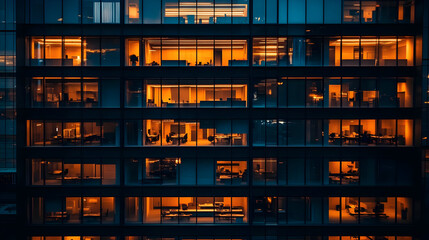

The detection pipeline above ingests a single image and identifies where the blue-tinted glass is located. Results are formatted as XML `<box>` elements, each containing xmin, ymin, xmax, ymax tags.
<box><xmin>288</xmin><ymin>37</ymin><xmax>305</xmax><ymax>66</ymax></box>
<box><xmin>288</xmin><ymin>120</ymin><xmax>305</xmax><ymax>146</ymax></box>
<box><xmin>379</xmin><ymin>78</ymin><xmax>397</xmax><ymax>107</ymax></box>
<box><xmin>253</xmin><ymin>0</ymin><xmax>265</xmax><ymax>24</ymax></box>
<box><xmin>278</xmin><ymin>120</ymin><xmax>287</xmax><ymax>145</ymax></box>
<box><xmin>306</xmin><ymin>120</ymin><xmax>323</xmax><ymax>146</ymax></box>
<box><xmin>197</xmin><ymin>158</ymin><xmax>214</xmax><ymax>185</ymax></box>
<box><xmin>266</xmin><ymin>0</ymin><xmax>277</xmax><ymax>24</ymax></box>
<box><xmin>30</xmin><ymin>0</ymin><xmax>43</xmax><ymax>24</ymax></box>
<box><xmin>305</xmin><ymin>38</ymin><xmax>323</xmax><ymax>66</ymax></box>
<box><xmin>83</xmin><ymin>0</ymin><xmax>100</xmax><ymax>23</ymax></box>
<box><xmin>125</xmin><ymin>121</ymin><xmax>142</xmax><ymax>146</ymax></box>
<box><xmin>360</xmin><ymin>158</ymin><xmax>376</xmax><ymax>185</ymax></box>
<box><xmin>377</xmin><ymin>159</ymin><xmax>396</xmax><ymax>185</ymax></box>
<box><xmin>5</xmin><ymin>0</ymin><xmax>14</xmax><ymax>30</ymax></box>
<box><xmin>288</xmin><ymin>159</ymin><xmax>304</xmax><ymax>184</ymax></box>
<box><xmin>307</xmin><ymin>197</ymin><xmax>323</xmax><ymax>223</ymax></box>
<box><xmin>324</xmin><ymin>0</ymin><xmax>341</xmax><ymax>23</ymax></box>
<box><xmin>287</xmin><ymin>79</ymin><xmax>305</xmax><ymax>107</ymax></box>
<box><xmin>288</xmin><ymin>0</ymin><xmax>305</xmax><ymax>24</ymax></box>
<box><xmin>278</xmin><ymin>0</ymin><xmax>287</xmax><ymax>23</ymax></box>
<box><xmin>253</xmin><ymin>120</ymin><xmax>265</xmax><ymax>146</ymax></box>
<box><xmin>63</xmin><ymin>0</ymin><xmax>82</xmax><ymax>24</ymax></box>
<box><xmin>84</xmin><ymin>38</ymin><xmax>100</xmax><ymax>66</ymax></box>
<box><xmin>306</xmin><ymin>0</ymin><xmax>323</xmax><ymax>24</ymax></box>
<box><xmin>101</xmin><ymin>79</ymin><xmax>120</xmax><ymax>107</ymax></box>
<box><xmin>266</xmin><ymin>120</ymin><xmax>277</xmax><ymax>146</ymax></box>
<box><xmin>44</xmin><ymin>0</ymin><xmax>62</xmax><ymax>23</ymax></box>
<box><xmin>288</xmin><ymin>197</ymin><xmax>305</xmax><ymax>223</ymax></box>
<box><xmin>101</xmin><ymin>38</ymin><xmax>120</xmax><ymax>66</ymax></box>
<box><xmin>0</xmin><ymin>0</ymin><xmax>6</xmax><ymax>28</ymax></box>
<box><xmin>143</xmin><ymin>0</ymin><xmax>161</xmax><ymax>23</ymax></box>
<box><xmin>306</xmin><ymin>159</ymin><xmax>322</xmax><ymax>185</ymax></box>
<box><xmin>397</xmin><ymin>160</ymin><xmax>413</xmax><ymax>186</ymax></box>
<box><xmin>179</xmin><ymin>158</ymin><xmax>196</xmax><ymax>185</ymax></box>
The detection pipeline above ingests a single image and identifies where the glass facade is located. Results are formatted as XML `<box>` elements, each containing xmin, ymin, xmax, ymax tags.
<box><xmin>15</xmin><ymin>0</ymin><xmax>427</xmax><ymax>240</ymax></box>
<box><xmin>0</xmin><ymin>1</ymin><xmax>16</xmax><ymax>239</ymax></box>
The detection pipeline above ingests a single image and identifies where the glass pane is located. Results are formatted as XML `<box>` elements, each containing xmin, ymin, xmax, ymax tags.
<box><xmin>101</xmin><ymin>38</ymin><xmax>120</xmax><ymax>66</ymax></box>
<box><xmin>63</xmin><ymin>0</ymin><xmax>81</xmax><ymax>24</ymax></box>
<box><xmin>266</xmin><ymin>0</ymin><xmax>277</xmax><ymax>24</ymax></box>
<box><xmin>83</xmin><ymin>37</ymin><xmax>100</xmax><ymax>66</ymax></box>
<box><xmin>324</xmin><ymin>0</ymin><xmax>341</xmax><ymax>23</ymax></box>
<box><xmin>232</xmin><ymin>0</ymin><xmax>248</xmax><ymax>24</ymax></box>
<box><xmin>126</xmin><ymin>0</ymin><xmax>142</xmax><ymax>23</ymax></box>
<box><xmin>143</xmin><ymin>0</ymin><xmax>161</xmax><ymax>23</ymax></box>
<box><xmin>252</xmin><ymin>0</ymin><xmax>265</xmax><ymax>24</ymax></box>
<box><xmin>288</xmin><ymin>0</ymin><xmax>305</xmax><ymax>24</ymax></box>
<box><xmin>162</xmin><ymin>0</ymin><xmax>178</xmax><ymax>24</ymax></box>
<box><xmin>83</xmin><ymin>0</ymin><xmax>101</xmax><ymax>23</ymax></box>
<box><xmin>64</xmin><ymin>37</ymin><xmax>82</xmax><ymax>66</ymax></box>
<box><xmin>306</xmin><ymin>0</ymin><xmax>323</xmax><ymax>23</ymax></box>
<box><xmin>44</xmin><ymin>0</ymin><xmax>62</xmax><ymax>23</ymax></box>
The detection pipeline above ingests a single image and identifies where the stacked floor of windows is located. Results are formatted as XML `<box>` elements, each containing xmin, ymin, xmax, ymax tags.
<box><xmin>25</xmin><ymin>0</ymin><xmax>416</xmax><ymax>24</ymax></box>
<box><xmin>29</xmin><ymin>156</ymin><xmax>414</xmax><ymax>186</ymax></box>
<box><xmin>26</xmin><ymin>36</ymin><xmax>415</xmax><ymax>67</ymax></box>
<box><xmin>29</xmin><ymin>196</ymin><xmax>414</xmax><ymax>225</ymax></box>
<box><xmin>28</xmin><ymin>77</ymin><xmax>413</xmax><ymax>109</ymax></box>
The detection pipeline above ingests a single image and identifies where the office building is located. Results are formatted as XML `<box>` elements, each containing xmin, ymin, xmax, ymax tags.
<box><xmin>15</xmin><ymin>0</ymin><xmax>428</xmax><ymax>239</ymax></box>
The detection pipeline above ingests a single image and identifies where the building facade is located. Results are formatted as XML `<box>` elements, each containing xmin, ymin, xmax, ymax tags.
<box><xmin>15</xmin><ymin>0</ymin><xmax>427</xmax><ymax>239</ymax></box>
<box><xmin>0</xmin><ymin>0</ymin><xmax>16</xmax><ymax>239</ymax></box>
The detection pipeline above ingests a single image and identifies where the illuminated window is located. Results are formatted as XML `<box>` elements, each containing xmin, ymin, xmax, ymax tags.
<box><xmin>141</xmin><ymin>197</ymin><xmax>247</xmax><ymax>224</ymax></box>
